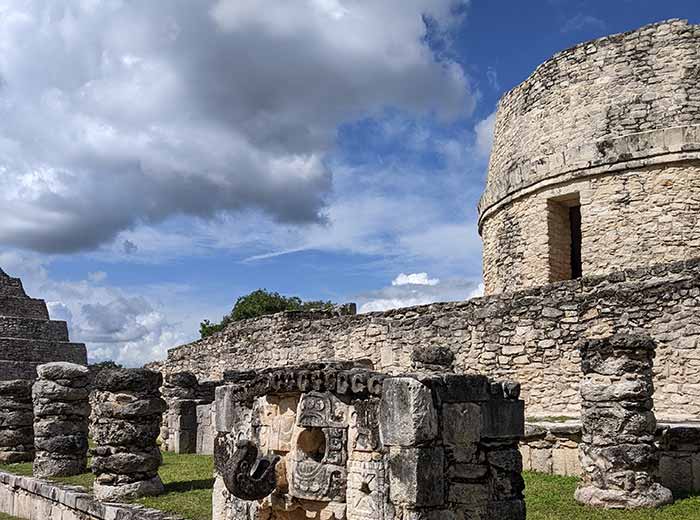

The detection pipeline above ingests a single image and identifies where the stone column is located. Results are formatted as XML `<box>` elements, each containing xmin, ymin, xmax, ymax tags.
<box><xmin>32</xmin><ymin>363</ymin><xmax>90</xmax><ymax>477</ymax></box>
<box><xmin>161</xmin><ymin>372</ymin><xmax>198</xmax><ymax>454</ymax></box>
<box><xmin>0</xmin><ymin>380</ymin><xmax>34</xmax><ymax>463</ymax></box>
<box><xmin>91</xmin><ymin>368</ymin><xmax>166</xmax><ymax>501</ymax></box>
<box><xmin>575</xmin><ymin>333</ymin><xmax>673</xmax><ymax>508</ymax></box>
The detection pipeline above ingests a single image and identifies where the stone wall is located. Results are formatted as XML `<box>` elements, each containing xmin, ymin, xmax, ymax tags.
<box><xmin>154</xmin><ymin>257</ymin><xmax>700</xmax><ymax>422</ymax></box>
<box><xmin>482</xmin><ymin>161</ymin><xmax>700</xmax><ymax>293</ymax></box>
<box><xmin>521</xmin><ymin>421</ymin><xmax>700</xmax><ymax>495</ymax></box>
<box><xmin>0</xmin><ymin>471</ymin><xmax>182</xmax><ymax>520</ymax></box>
<box><xmin>479</xmin><ymin>19</ymin><xmax>700</xmax><ymax>294</ymax></box>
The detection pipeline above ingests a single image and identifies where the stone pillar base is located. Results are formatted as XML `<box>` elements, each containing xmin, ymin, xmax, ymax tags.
<box><xmin>575</xmin><ymin>483</ymin><xmax>673</xmax><ymax>509</ymax></box>
<box><xmin>94</xmin><ymin>475</ymin><xmax>165</xmax><ymax>502</ymax></box>
<box><xmin>33</xmin><ymin>453</ymin><xmax>87</xmax><ymax>478</ymax></box>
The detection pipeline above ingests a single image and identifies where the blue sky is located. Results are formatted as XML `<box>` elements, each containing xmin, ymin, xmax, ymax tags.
<box><xmin>0</xmin><ymin>1</ymin><xmax>697</xmax><ymax>366</ymax></box>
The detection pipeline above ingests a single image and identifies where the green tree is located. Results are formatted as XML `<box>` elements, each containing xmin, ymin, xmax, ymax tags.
<box><xmin>199</xmin><ymin>289</ymin><xmax>335</xmax><ymax>338</ymax></box>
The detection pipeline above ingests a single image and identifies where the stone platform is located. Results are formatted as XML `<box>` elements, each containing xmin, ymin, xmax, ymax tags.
<box><xmin>0</xmin><ymin>269</ymin><xmax>86</xmax><ymax>381</ymax></box>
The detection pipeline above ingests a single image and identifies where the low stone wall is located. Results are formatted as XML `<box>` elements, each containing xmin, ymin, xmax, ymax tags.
<box><xmin>0</xmin><ymin>471</ymin><xmax>182</xmax><ymax>520</ymax></box>
<box><xmin>154</xmin><ymin>257</ymin><xmax>700</xmax><ymax>421</ymax></box>
<box><xmin>521</xmin><ymin>421</ymin><xmax>700</xmax><ymax>494</ymax></box>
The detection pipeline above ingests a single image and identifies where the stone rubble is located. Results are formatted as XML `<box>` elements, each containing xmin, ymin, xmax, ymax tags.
<box><xmin>0</xmin><ymin>380</ymin><xmax>34</xmax><ymax>464</ymax></box>
<box><xmin>32</xmin><ymin>362</ymin><xmax>90</xmax><ymax>477</ymax></box>
<box><xmin>91</xmin><ymin>368</ymin><xmax>166</xmax><ymax>501</ymax></box>
<box><xmin>575</xmin><ymin>334</ymin><xmax>673</xmax><ymax>508</ymax></box>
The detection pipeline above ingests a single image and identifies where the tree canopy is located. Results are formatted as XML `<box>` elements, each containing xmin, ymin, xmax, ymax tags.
<box><xmin>199</xmin><ymin>289</ymin><xmax>335</xmax><ymax>338</ymax></box>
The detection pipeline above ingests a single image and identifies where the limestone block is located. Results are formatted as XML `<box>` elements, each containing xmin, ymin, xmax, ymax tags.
<box><xmin>442</xmin><ymin>403</ymin><xmax>481</xmax><ymax>446</ymax></box>
<box><xmin>480</xmin><ymin>400</ymin><xmax>525</xmax><ymax>440</ymax></box>
<box><xmin>379</xmin><ymin>378</ymin><xmax>437</xmax><ymax>447</ymax></box>
<box><xmin>388</xmin><ymin>447</ymin><xmax>445</xmax><ymax>507</ymax></box>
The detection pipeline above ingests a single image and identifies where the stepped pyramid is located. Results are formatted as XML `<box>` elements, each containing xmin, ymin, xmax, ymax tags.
<box><xmin>0</xmin><ymin>269</ymin><xmax>87</xmax><ymax>380</ymax></box>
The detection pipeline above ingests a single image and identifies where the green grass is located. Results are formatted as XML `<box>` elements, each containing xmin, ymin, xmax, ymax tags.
<box><xmin>0</xmin><ymin>452</ymin><xmax>214</xmax><ymax>520</ymax></box>
<box><xmin>0</xmin><ymin>514</ymin><xmax>22</xmax><ymax>520</ymax></box>
<box><xmin>525</xmin><ymin>472</ymin><xmax>700</xmax><ymax>520</ymax></box>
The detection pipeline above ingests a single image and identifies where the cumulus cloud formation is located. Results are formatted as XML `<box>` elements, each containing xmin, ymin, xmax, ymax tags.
<box><xmin>0</xmin><ymin>250</ymin><xmax>209</xmax><ymax>367</ymax></box>
<box><xmin>392</xmin><ymin>272</ymin><xmax>440</xmax><ymax>286</ymax></box>
<box><xmin>0</xmin><ymin>0</ymin><xmax>473</xmax><ymax>253</ymax></box>
<box><xmin>358</xmin><ymin>272</ymin><xmax>482</xmax><ymax>313</ymax></box>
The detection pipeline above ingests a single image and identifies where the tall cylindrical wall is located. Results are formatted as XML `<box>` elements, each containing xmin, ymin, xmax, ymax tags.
<box><xmin>479</xmin><ymin>19</ymin><xmax>700</xmax><ymax>295</ymax></box>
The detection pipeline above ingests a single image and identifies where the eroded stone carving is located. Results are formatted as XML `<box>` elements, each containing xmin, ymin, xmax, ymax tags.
<box><xmin>212</xmin><ymin>362</ymin><xmax>526</xmax><ymax>520</ymax></box>
<box><xmin>215</xmin><ymin>439</ymin><xmax>280</xmax><ymax>501</ymax></box>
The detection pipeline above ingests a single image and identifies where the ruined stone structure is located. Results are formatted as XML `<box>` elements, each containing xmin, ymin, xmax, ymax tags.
<box><xmin>479</xmin><ymin>19</ymin><xmax>700</xmax><ymax>295</ymax></box>
<box><xmin>213</xmin><ymin>361</ymin><xmax>525</xmax><ymax>519</ymax></box>
<box><xmin>575</xmin><ymin>334</ymin><xmax>673</xmax><ymax>508</ymax></box>
<box><xmin>0</xmin><ymin>380</ymin><xmax>34</xmax><ymax>464</ymax></box>
<box><xmin>154</xmin><ymin>257</ymin><xmax>700</xmax><ymax>422</ymax></box>
<box><xmin>32</xmin><ymin>363</ymin><xmax>90</xmax><ymax>478</ymax></box>
<box><xmin>0</xmin><ymin>268</ymin><xmax>87</xmax><ymax>381</ymax></box>
<box><xmin>91</xmin><ymin>369</ymin><xmax>166</xmax><ymax>501</ymax></box>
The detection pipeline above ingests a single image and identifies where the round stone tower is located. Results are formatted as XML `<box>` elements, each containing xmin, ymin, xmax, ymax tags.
<box><xmin>479</xmin><ymin>19</ymin><xmax>700</xmax><ymax>295</ymax></box>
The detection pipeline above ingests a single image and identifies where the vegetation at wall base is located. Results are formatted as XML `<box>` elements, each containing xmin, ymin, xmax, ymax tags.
<box><xmin>200</xmin><ymin>288</ymin><xmax>336</xmax><ymax>338</ymax></box>
<box><xmin>525</xmin><ymin>472</ymin><xmax>700</xmax><ymax>520</ymax></box>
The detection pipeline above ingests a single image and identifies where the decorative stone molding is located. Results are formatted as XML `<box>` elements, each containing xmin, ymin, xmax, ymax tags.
<box><xmin>213</xmin><ymin>362</ymin><xmax>525</xmax><ymax>519</ymax></box>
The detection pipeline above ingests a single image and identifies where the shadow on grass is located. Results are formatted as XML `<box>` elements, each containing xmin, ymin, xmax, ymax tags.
<box><xmin>164</xmin><ymin>478</ymin><xmax>215</xmax><ymax>494</ymax></box>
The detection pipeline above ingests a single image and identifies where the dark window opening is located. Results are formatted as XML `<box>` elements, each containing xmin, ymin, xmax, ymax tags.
<box><xmin>547</xmin><ymin>194</ymin><xmax>581</xmax><ymax>282</ymax></box>
<box><xmin>569</xmin><ymin>205</ymin><xmax>582</xmax><ymax>279</ymax></box>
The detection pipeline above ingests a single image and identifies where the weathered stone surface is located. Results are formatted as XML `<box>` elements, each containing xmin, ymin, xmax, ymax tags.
<box><xmin>388</xmin><ymin>447</ymin><xmax>445</xmax><ymax>507</ymax></box>
<box><xmin>32</xmin><ymin>362</ymin><xmax>89</xmax><ymax>478</ymax></box>
<box><xmin>379</xmin><ymin>378</ymin><xmax>438</xmax><ymax>447</ymax></box>
<box><xmin>0</xmin><ymin>270</ymin><xmax>86</xmax><ymax>382</ymax></box>
<box><xmin>0</xmin><ymin>379</ymin><xmax>35</xmax><ymax>464</ymax></box>
<box><xmin>576</xmin><ymin>334</ymin><xmax>673</xmax><ymax>509</ymax></box>
<box><xmin>480</xmin><ymin>19</ymin><xmax>700</xmax><ymax>295</ymax></box>
<box><xmin>91</xmin><ymin>368</ymin><xmax>165</xmax><ymax>501</ymax></box>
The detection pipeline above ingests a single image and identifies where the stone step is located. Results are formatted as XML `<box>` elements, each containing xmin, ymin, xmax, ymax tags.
<box><xmin>0</xmin><ymin>360</ymin><xmax>41</xmax><ymax>381</ymax></box>
<box><xmin>0</xmin><ymin>297</ymin><xmax>50</xmax><ymax>320</ymax></box>
<box><xmin>0</xmin><ymin>337</ymin><xmax>87</xmax><ymax>364</ymax></box>
<box><xmin>0</xmin><ymin>277</ymin><xmax>27</xmax><ymax>298</ymax></box>
<box><xmin>0</xmin><ymin>316</ymin><xmax>69</xmax><ymax>342</ymax></box>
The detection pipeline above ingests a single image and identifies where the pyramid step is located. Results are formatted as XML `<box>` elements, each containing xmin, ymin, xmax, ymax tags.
<box><xmin>0</xmin><ymin>277</ymin><xmax>27</xmax><ymax>298</ymax></box>
<box><xmin>0</xmin><ymin>316</ymin><xmax>69</xmax><ymax>342</ymax></box>
<box><xmin>0</xmin><ymin>297</ymin><xmax>50</xmax><ymax>320</ymax></box>
<box><xmin>0</xmin><ymin>337</ymin><xmax>87</xmax><ymax>364</ymax></box>
<box><xmin>0</xmin><ymin>360</ymin><xmax>41</xmax><ymax>381</ymax></box>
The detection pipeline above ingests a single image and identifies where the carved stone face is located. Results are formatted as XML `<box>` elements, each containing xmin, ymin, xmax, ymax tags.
<box><xmin>287</xmin><ymin>392</ymin><xmax>349</xmax><ymax>502</ymax></box>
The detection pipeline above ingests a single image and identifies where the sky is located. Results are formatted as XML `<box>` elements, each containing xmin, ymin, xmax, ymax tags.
<box><xmin>0</xmin><ymin>0</ymin><xmax>698</xmax><ymax>367</ymax></box>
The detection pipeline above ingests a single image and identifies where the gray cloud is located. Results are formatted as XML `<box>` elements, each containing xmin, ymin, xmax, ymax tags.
<box><xmin>0</xmin><ymin>0</ymin><xmax>472</xmax><ymax>253</ymax></box>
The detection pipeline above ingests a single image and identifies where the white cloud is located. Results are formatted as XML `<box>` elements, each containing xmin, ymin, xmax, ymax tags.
<box><xmin>392</xmin><ymin>273</ymin><xmax>440</xmax><ymax>286</ymax></box>
<box><xmin>0</xmin><ymin>250</ymin><xmax>222</xmax><ymax>367</ymax></box>
<box><xmin>475</xmin><ymin>111</ymin><xmax>496</xmax><ymax>159</ymax></box>
<box><xmin>0</xmin><ymin>0</ymin><xmax>473</xmax><ymax>254</ymax></box>
<box><xmin>358</xmin><ymin>273</ymin><xmax>481</xmax><ymax>313</ymax></box>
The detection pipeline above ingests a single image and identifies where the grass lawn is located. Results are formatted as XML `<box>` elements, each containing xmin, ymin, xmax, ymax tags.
<box><xmin>0</xmin><ymin>515</ymin><xmax>22</xmax><ymax>520</ymax></box>
<box><xmin>1</xmin><ymin>458</ymin><xmax>699</xmax><ymax>520</ymax></box>
<box><xmin>525</xmin><ymin>472</ymin><xmax>700</xmax><ymax>520</ymax></box>
<box><xmin>0</xmin><ymin>452</ymin><xmax>214</xmax><ymax>520</ymax></box>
